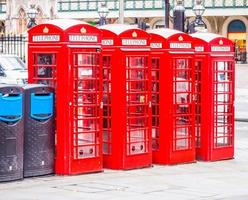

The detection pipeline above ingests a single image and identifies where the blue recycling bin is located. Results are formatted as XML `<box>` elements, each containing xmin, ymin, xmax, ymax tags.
<box><xmin>0</xmin><ymin>85</ymin><xmax>24</xmax><ymax>182</ymax></box>
<box><xmin>23</xmin><ymin>84</ymin><xmax>55</xmax><ymax>177</ymax></box>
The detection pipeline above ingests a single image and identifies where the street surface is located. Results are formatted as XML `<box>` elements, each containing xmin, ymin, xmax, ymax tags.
<box><xmin>0</xmin><ymin>64</ymin><xmax>247</xmax><ymax>200</ymax></box>
<box><xmin>235</xmin><ymin>64</ymin><xmax>248</xmax><ymax>120</ymax></box>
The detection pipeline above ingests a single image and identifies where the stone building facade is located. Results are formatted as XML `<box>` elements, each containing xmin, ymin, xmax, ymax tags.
<box><xmin>3</xmin><ymin>0</ymin><xmax>56</xmax><ymax>34</ymax></box>
<box><xmin>0</xmin><ymin>0</ymin><xmax>247</xmax><ymax>62</ymax></box>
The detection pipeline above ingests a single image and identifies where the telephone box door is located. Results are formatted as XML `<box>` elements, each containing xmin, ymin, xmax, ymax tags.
<box><xmin>210</xmin><ymin>58</ymin><xmax>234</xmax><ymax>160</ymax></box>
<box><xmin>171</xmin><ymin>56</ymin><xmax>195</xmax><ymax>162</ymax></box>
<box><xmin>69</xmin><ymin>48</ymin><xmax>102</xmax><ymax>173</ymax></box>
<box><xmin>29</xmin><ymin>51</ymin><xmax>58</xmax><ymax>86</ymax></box>
<box><xmin>124</xmin><ymin>52</ymin><xmax>152</xmax><ymax>167</ymax></box>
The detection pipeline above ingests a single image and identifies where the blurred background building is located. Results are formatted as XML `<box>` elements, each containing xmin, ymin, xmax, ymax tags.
<box><xmin>0</xmin><ymin>0</ymin><xmax>247</xmax><ymax>62</ymax></box>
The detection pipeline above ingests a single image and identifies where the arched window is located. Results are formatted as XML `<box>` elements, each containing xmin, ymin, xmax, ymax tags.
<box><xmin>228</xmin><ymin>20</ymin><xmax>246</xmax><ymax>63</ymax></box>
<box><xmin>18</xmin><ymin>8</ymin><xmax>27</xmax><ymax>34</ymax></box>
<box><xmin>228</xmin><ymin>20</ymin><xmax>246</xmax><ymax>33</ymax></box>
<box><xmin>153</xmin><ymin>20</ymin><xmax>165</xmax><ymax>29</ymax></box>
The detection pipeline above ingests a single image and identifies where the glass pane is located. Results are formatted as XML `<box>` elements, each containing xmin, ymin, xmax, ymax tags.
<box><xmin>33</xmin><ymin>53</ymin><xmax>56</xmax><ymax>87</ymax></box>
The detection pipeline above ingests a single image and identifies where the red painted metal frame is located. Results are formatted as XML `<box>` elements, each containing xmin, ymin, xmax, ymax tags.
<box><xmin>192</xmin><ymin>33</ymin><xmax>235</xmax><ymax>161</ymax></box>
<box><xmin>148</xmin><ymin>29</ymin><xmax>196</xmax><ymax>164</ymax></box>
<box><xmin>100</xmin><ymin>25</ymin><xmax>152</xmax><ymax>169</ymax></box>
<box><xmin>28</xmin><ymin>20</ymin><xmax>103</xmax><ymax>175</ymax></box>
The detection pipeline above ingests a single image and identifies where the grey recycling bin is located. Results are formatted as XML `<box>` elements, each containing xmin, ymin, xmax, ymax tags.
<box><xmin>23</xmin><ymin>84</ymin><xmax>55</xmax><ymax>177</ymax></box>
<box><xmin>0</xmin><ymin>85</ymin><xmax>24</xmax><ymax>182</ymax></box>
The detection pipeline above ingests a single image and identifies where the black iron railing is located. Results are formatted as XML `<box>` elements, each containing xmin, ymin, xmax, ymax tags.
<box><xmin>0</xmin><ymin>34</ymin><xmax>28</xmax><ymax>62</ymax></box>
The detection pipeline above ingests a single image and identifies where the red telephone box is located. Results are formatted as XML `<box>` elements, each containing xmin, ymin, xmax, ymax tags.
<box><xmin>192</xmin><ymin>32</ymin><xmax>235</xmax><ymax>161</ymax></box>
<box><xmin>99</xmin><ymin>24</ymin><xmax>152</xmax><ymax>169</ymax></box>
<box><xmin>28</xmin><ymin>19</ymin><xmax>103</xmax><ymax>175</ymax></box>
<box><xmin>148</xmin><ymin>29</ymin><xmax>195</xmax><ymax>164</ymax></box>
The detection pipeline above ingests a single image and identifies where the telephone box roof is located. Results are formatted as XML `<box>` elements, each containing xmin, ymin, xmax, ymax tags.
<box><xmin>191</xmin><ymin>32</ymin><xmax>223</xmax><ymax>42</ymax></box>
<box><xmin>148</xmin><ymin>28</ymin><xmax>182</xmax><ymax>39</ymax></box>
<box><xmin>45</xmin><ymin>19</ymin><xmax>87</xmax><ymax>30</ymax></box>
<box><xmin>99</xmin><ymin>24</ymin><xmax>142</xmax><ymax>35</ymax></box>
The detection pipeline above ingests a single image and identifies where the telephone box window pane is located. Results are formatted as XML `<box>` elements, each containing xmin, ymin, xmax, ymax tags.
<box><xmin>37</xmin><ymin>54</ymin><xmax>53</xmax><ymax>65</ymax></box>
<box><xmin>33</xmin><ymin>53</ymin><xmax>56</xmax><ymax>87</ymax></box>
<box><xmin>37</xmin><ymin>66</ymin><xmax>53</xmax><ymax>78</ymax></box>
<box><xmin>77</xmin><ymin>54</ymin><xmax>97</xmax><ymax>66</ymax></box>
<box><xmin>128</xmin><ymin>57</ymin><xmax>146</xmax><ymax>68</ymax></box>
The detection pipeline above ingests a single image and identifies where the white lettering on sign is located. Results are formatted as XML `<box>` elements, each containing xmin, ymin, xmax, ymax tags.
<box><xmin>211</xmin><ymin>46</ymin><xmax>231</xmax><ymax>52</ymax></box>
<box><xmin>170</xmin><ymin>43</ymin><xmax>191</xmax><ymax>49</ymax></box>
<box><xmin>32</xmin><ymin>35</ymin><xmax>60</xmax><ymax>42</ymax></box>
<box><xmin>102</xmin><ymin>39</ymin><xmax>114</xmax><ymax>45</ymax></box>
<box><xmin>151</xmin><ymin>43</ymin><xmax>162</xmax><ymax>49</ymax></box>
<box><xmin>69</xmin><ymin>35</ymin><xmax>98</xmax><ymax>42</ymax></box>
<box><xmin>195</xmin><ymin>46</ymin><xmax>204</xmax><ymax>52</ymax></box>
<box><xmin>122</xmin><ymin>39</ymin><xmax>147</xmax><ymax>46</ymax></box>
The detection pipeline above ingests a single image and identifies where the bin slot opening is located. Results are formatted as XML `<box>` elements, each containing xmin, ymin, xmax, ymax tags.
<box><xmin>33</xmin><ymin>93</ymin><xmax>51</xmax><ymax>96</ymax></box>
<box><xmin>2</xmin><ymin>93</ymin><xmax>21</xmax><ymax>97</ymax></box>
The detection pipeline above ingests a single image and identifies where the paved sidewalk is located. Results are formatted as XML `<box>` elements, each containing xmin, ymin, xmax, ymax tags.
<box><xmin>235</xmin><ymin>64</ymin><xmax>248</xmax><ymax>120</ymax></box>
<box><xmin>0</xmin><ymin>121</ymin><xmax>248</xmax><ymax>200</ymax></box>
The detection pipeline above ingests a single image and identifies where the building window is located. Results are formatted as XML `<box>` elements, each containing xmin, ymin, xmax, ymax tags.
<box><xmin>228</xmin><ymin>20</ymin><xmax>247</xmax><ymax>63</ymax></box>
